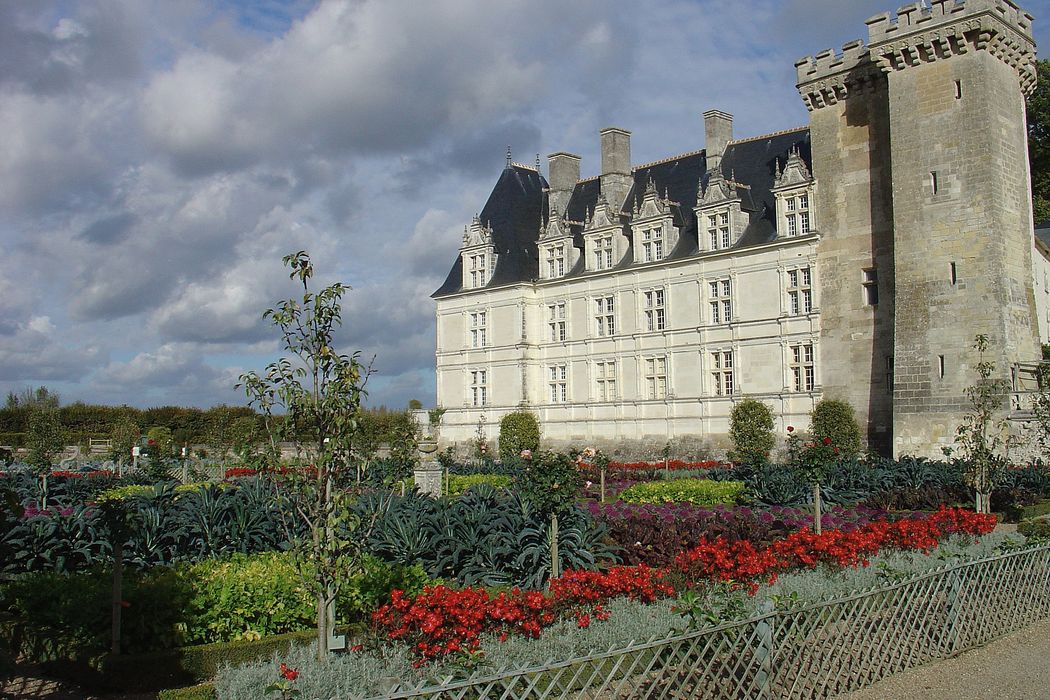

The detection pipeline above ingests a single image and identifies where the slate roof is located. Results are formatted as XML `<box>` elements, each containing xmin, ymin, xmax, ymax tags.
<box><xmin>433</xmin><ymin>128</ymin><xmax>813</xmax><ymax>298</ymax></box>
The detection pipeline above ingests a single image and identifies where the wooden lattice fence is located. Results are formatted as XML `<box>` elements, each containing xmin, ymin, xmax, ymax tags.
<box><xmin>364</xmin><ymin>543</ymin><xmax>1050</xmax><ymax>700</ymax></box>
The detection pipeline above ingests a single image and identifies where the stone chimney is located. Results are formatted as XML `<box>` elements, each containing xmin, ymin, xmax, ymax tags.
<box><xmin>599</xmin><ymin>127</ymin><xmax>632</xmax><ymax>210</ymax></box>
<box><xmin>703</xmin><ymin>110</ymin><xmax>733</xmax><ymax>172</ymax></box>
<box><xmin>547</xmin><ymin>152</ymin><xmax>581</xmax><ymax>216</ymax></box>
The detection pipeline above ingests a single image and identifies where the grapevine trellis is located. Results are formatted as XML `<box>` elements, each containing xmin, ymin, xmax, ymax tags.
<box><xmin>362</xmin><ymin>543</ymin><xmax>1050</xmax><ymax>700</ymax></box>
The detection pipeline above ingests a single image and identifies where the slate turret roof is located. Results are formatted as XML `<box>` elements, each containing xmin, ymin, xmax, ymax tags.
<box><xmin>433</xmin><ymin>127</ymin><xmax>812</xmax><ymax>298</ymax></box>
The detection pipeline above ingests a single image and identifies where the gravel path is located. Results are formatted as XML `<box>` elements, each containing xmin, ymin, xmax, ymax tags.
<box><xmin>836</xmin><ymin>615</ymin><xmax>1050</xmax><ymax>700</ymax></box>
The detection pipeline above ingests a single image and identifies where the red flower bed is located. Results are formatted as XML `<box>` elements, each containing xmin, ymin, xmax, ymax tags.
<box><xmin>223</xmin><ymin>465</ymin><xmax>319</xmax><ymax>480</ymax></box>
<box><xmin>372</xmin><ymin>507</ymin><xmax>995</xmax><ymax>660</ymax></box>
<box><xmin>583</xmin><ymin>459</ymin><xmax>728</xmax><ymax>471</ymax></box>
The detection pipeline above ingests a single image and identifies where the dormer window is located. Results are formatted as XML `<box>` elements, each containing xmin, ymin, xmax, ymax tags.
<box><xmin>468</xmin><ymin>253</ymin><xmax>489</xmax><ymax>288</ymax></box>
<box><xmin>594</xmin><ymin>235</ymin><xmax>614</xmax><ymax>270</ymax></box>
<box><xmin>784</xmin><ymin>193</ymin><xmax>811</xmax><ymax>237</ymax></box>
<box><xmin>460</xmin><ymin>215</ymin><xmax>497</xmax><ymax>290</ymax></box>
<box><xmin>772</xmin><ymin>147</ymin><xmax>815</xmax><ymax>239</ymax></box>
<box><xmin>631</xmin><ymin>179</ymin><xmax>677</xmax><ymax>265</ymax></box>
<box><xmin>641</xmin><ymin>227</ymin><xmax>664</xmax><ymax>262</ymax></box>
<box><xmin>546</xmin><ymin>244</ymin><xmax>566</xmax><ymax>278</ymax></box>
<box><xmin>707</xmin><ymin>211</ymin><xmax>731</xmax><ymax>251</ymax></box>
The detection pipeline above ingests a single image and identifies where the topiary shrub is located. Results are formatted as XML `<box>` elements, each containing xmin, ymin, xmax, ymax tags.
<box><xmin>809</xmin><ymin>399</ymin><xmax>863</xmax><ymax>460</ymax></box>
<box><xmin>728</xmin><ymin>398</ymin><xmax>775</xmax><ymax>465</ymax></box>
<box><xmin>498</xmin><ymin>411</ymin><xmax>540</xmax><ymax>461</ymax></box>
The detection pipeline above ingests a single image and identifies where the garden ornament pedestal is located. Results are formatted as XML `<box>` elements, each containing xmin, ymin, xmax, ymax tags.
<box><xmin>415</xmin><ymin>439</ymin><xmax>442</xmax><ymax>497</ymax></box>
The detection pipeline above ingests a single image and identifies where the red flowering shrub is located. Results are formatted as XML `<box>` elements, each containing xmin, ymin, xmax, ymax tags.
<box><xmin>49</xmin><ymin>470</ymin><xmax>115</xmax><ymax>479</ymax></box>
<box><xmin>373</xmin><ymin>507</ymin><xmax>995</xmax><ymax>661</ymax></box>
<box><xmin>224</xmin><ymin>467</ymin><xmax>259</xmax><ymax>479</ymax></box>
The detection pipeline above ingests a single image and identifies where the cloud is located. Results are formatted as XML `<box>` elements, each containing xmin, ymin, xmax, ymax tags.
<box><xmin>0</xmin><ymin>316</ymin><xmax>103</xmax><ymax>382</ymax></box>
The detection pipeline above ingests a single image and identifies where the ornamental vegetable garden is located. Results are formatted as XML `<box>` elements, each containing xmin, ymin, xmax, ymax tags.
<box><xmin>3</xmin><ymin>255</ymin><xmax>1048</xmax><ymax>699</ymax></box>
<box><xmin>0</xmin><ymin>447</ymin><xmax>1047</xmax><ymax>698</ymax></box>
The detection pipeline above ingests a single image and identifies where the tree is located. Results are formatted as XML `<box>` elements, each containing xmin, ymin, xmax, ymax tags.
<box><xmin>238</xmin><ymin>250</ymin><xmax>373</xmax><ymax>662</ymax></box>
<box><xmin>109</xmin><ymin>414</ymin><xmax>140</xmax><ymax>466</ymax></box>
<box><xmin>728</xmin><ymin>398</ymin><xmax>775</xmax><ymax>465</ymax></box>
<box><xmin>6</xmin><ymin>386</ymin><xmax>60</xmax><ymax>410</ymax></box>
<box><xmin>205</xmin><ymin>405</ymin><xmax>237</xmax><ymax>463</ymax></box>
<box><xmin>1029</xmin><ymin>59</ymin><xmax>1049</xmax><ymax>223</ymax></box>
<box><xmin>25</xmin><ymin>406</ymin><xmax>64</xmax><ymax>472</ymax></box>
<box><xmin>499</xmin><ymin>410</ymin><xmax>540</xmax><ymax>461</ymax></box>
<box><xmin>954</xmin><ymin>334</ymin><xmax>1010</xmax><ymax>514</ymax></box>
<box><xmin>809</xmin><ymin>399</ymin><xmax>862</xmax><ymax>461</ymax></box>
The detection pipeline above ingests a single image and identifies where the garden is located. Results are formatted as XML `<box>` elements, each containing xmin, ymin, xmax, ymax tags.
<box><xmin>3</xmin><ymin>253</ymin><xmax>1049</xmax><ymax>699</ymax></box>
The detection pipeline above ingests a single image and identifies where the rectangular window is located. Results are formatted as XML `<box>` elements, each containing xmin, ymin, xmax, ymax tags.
<box><xmin>594</xmin><ymin>236</ymin><xmax>614</xmax><ymax>270</ymax></box>
<box><xmin>707</xmin><ymin>215</ymin><xmax>719</xmax><ymax>250</ymax></box>
<box><xmin>938</xmin><ymin>355</ymin><xmax>946</xmax><ymax>379</ymax></box>
<box><xmin>708</xmin><ymin>278</ymin><xmax>733</xmax><ymax>324</ymax></box>
<box><xmin>863</xmin><ymin>268</ymin><xmax>879</xmax><ymax>306</ymax></box>
<box><xmin>787</xmin><ymin>267</ymin><xmax>813</xmax><ymax>316</ymax></box>
<box><xmin>595</xmin><ymin>360</ymin><xmax>617</xmax><ymax>401</ymax></box>
<box><xmin>642</xmin><ymin>228</ymin><xmax>664</xmax><ymax>262</ymax></box>
<box><xmin>594</xmin><ymin>296</ymin><xmax>615</xmax><ymax>337</ymax></box>
<box><xmin>469</xmin><ymin>254</ymin><xmax>488</xmax><ymax>288</ymax></box>
<box><xmin>645</xmin><ymin>357</ymin><xmax>667</xmax><ymax>400</ymax></box>
<box><xmin>784</xmin><ymin>193</ymin><xmax>811</xmax><ymax>236</ymax></box>
<box><xmin>469</xmin><ymin>311</ymin><xmax>488</xmax><ymax>348</ymax></box>
<box><xmin>790</xmin><ymin>343</ymin><xmax>815</xmax><ymax>392</ymax></box>
<box><xmin>931</xmin><ymin>171</ymin><xmax>939</xmax><ymax>195</ymax></box>
<box><xmin>470</xmin><ymin>369</ymin><xmax>488</xmax><ymax>406</ymax></box>
<box><xmin>546</xmin><ymin>245</ymin><xmax>565</xmax><ymax>278</ymax></box>
<box><xmin>548</xmin><ymin>364</ymin><xmax>567</xmax><ymax>403</ymax></box>
<box><xmin>712</xmin><ymin>351</ymin><xmax>734</xmax><ymax>396</ymax></box>
<box><xmin>643</xmin><ymin>288</ymin><xmax>666</xmax><ymax>332</ymax></box>
<box><xmin>886</xmin><ymin>355</ymin><xmax>894</xmax><ymax>395</ymax></box>
<box><xmin>707</xmin><ymin>212</ymin><xmax>731</xmax><ymax>250</ymax></box>
<box><xmin>547</xmin><ymin>302</ymin><xmax>567</xmax><ymax>342</ymax></box>
<box><xmin>950</xmin><ymin>261</ymin><xmax>958</xmax><ymax>286</ymax></box>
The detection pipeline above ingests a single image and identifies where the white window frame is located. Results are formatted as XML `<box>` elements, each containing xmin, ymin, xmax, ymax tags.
<box><xmin>547</xmin><ymin>301</ymin><xmax>567</xmax><ymax>342</ymax></box>
<box><xmin>595</xmin><ymin>360</ymin><xmax>617</xmax><ymax>402</ymax></box>
<box><xmin>780</xmin><ymin>189</ymin><xmax>814</xmax><ymax>238</ymax></box>
<box><xmin>708</xmin><ymin>278</ymin><xmax>733</xmax><ymax>325</ymax></box>
<box><xmin>594</xmin><ymin>296</ymin><xmax>615</xmax><ymax>337</ymax></box>
<box><xmin>643</xmin><ymin>288</ymin><xmax>666</xmax><ymax>332</ymax></box>
<box><xmin>548</xmin><ymin>364</ymin><xmax>568</xmax><ymax>403</ymax></box>
<box><xmin>790</xmin><ymin>343</ymin><xmax>815</xmax><ymax>392</ymax></box>
<box><xmin>787</xmin><ymin>266</ymin><xmax>813</xmax><ymax>316</ymax></box>
<box><xmin>470</xmin><ymin>369</ymin><xmax>488</xmax><ymax>406</ymax></box>
<box><xmin>706</xmin><ymin>210</ymin><xmax>732</xmax><ymax>251</ymax></box>
<box><xmin>641</xmin><ymin>227</ymin><xmax>664</xmax><ymax>263</ymax></box>
<box><xmin>644</xmin><ymin>356</ymin><xmax>667</xmax><ymax>400</ymax></box>
<box><xmin>545</xmin><ymin>244</ymin><xmax>566</xmax><ymax>279</ymax></box>
<box><xmin>468</xmin><ymin>252</ymin><xmax>489</xmax><ymax>288</ymax></box>
<box><xmin>469</xmin><ymin>310</ymin><xmax>488</xmax><ymax>348</ymax></box>
<box><xmin>594</xmin><ymin>235</ymin><xmax>614</xmax><ymax>271</ymax></box>
<box><xmin>712</xmin><ymin>350</ymin><xmax>735</xmax><ymax>396</ymax></box>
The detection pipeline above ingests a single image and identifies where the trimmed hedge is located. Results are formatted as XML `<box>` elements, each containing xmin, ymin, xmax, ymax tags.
<box><xmin>445</xmin><ymin>474</ymin><xmax>511</xmax><ymax>496</ymax></box>
<box><xmin>618</xmin><ymin>479</ymin><xmax>746</xmax><ymax>506</ymax></box>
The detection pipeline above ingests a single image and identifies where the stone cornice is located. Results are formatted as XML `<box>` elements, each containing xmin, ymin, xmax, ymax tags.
<box><xmin>866</xmin><ymin>0</ymin><xmax>1037</xmax><ymax>96</ymax></box>
<box><xmin>795</xmin><ymin>41</ymin><xmax>884</xmax><ymax>112</ymax></box>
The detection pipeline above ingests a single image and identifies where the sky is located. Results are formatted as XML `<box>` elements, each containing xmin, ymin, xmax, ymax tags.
<box><xmin>1</xmin><ymin>0</ymin><xmax>1047</xmax><ymax>411</ymax></box>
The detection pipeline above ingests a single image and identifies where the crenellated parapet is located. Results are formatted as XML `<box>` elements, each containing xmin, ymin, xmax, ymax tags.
<box><xmin>795</xmin><ymin>39</ymin><xmax>883</xmax><ymax>111</ymax></box>
<box><xmin>865</xmin><ymin>0</ymin><xmax>1037</xmax><ymax>95</ymax></box>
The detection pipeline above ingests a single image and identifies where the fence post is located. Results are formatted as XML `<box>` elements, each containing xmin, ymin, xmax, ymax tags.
<box><xmin>944</xmin><ymin>568</ymin><xmax>964</xmax><ymax>656</ymax></box>
<box><xmin>754</xmin><ymin>600</ymin><xmax>775</xmax><ymax>699</ymax></box>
